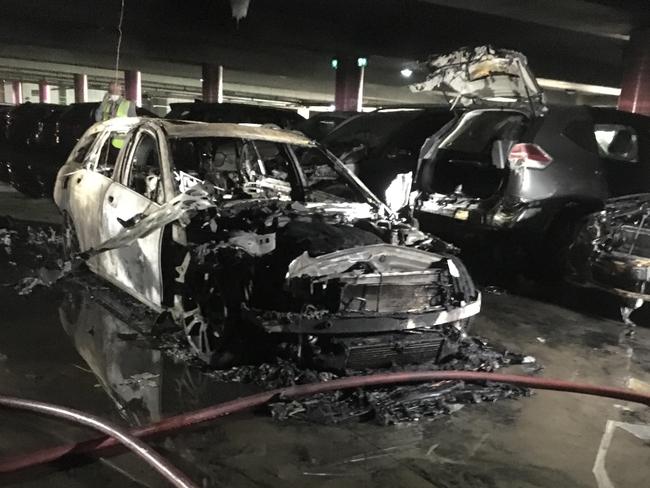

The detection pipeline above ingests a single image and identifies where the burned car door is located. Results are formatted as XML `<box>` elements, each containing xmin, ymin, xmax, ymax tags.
<box><xmin>62</xmin><ymin>128</ymin><xmax>125</xmax><ymax>270</ymax></box>
<box><xmin>97</xmin><ymin>127</ymin><xmax>168</xmax><ymax>309</ymax></box>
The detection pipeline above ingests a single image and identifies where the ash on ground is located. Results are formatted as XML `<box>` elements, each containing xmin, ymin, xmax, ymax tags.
<box><xmin>0</xmin><ymin>216</ymin><xmax>70</xmax><ymax>291</ymax></box>
<box><xmin>206</xmin><ymin>335</ymin><xmax>532</xmax><ymax>425</ymax></box>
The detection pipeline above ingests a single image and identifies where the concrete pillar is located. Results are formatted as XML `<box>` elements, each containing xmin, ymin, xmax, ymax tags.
<box><xmin>38</xmin><ymin>80</ymin><xmax>50</xmax><ymax>103</ymax></box>
<box><xmin>202</xmin><ymin>63</ymin><xmax>223</xmax><ymax>103</ymax></box>
<box><xmin>124</xmin><ymin>70</ymin><xmax>142</xmax><ymax>107</ymax></box>
<box><xmin>334</xmin><ymin>56</ymin><xmax>365</xmax><ymax>112</ymax></box>
<box><xmin>618</xmin><ymin>28</ymin><xmax>650</xmax><ymax>115</ymax></box>
<box><xmin>11</xmin><ymin>81</ymin><xmax>22</xmax><ymax>105</ymax></box>
<box><xmin>74</xmin><ymin>74</ymin><xmax>88</xmax><ymax>103</ymax></box>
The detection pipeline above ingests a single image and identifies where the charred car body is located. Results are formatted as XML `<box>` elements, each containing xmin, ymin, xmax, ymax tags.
<box><xmin>53</xmin><ymin>118</ymin><xmax>480</xmax><ymax>368</ymax></box>
<box><xmin>569</xmin><ymin>194</ymin><xmax>650</xmax><ymax>307</ymax></box>
<box><xmin>409</xmin><ymin>46</ymin><xmax>650</xmax><ymax>272</ymax></box>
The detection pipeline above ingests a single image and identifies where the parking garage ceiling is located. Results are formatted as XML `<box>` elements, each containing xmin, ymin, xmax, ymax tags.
<box><xmin>0</xmin><ymin>0</ymin><xmax>646</xmax><ymax>101</ymax></box>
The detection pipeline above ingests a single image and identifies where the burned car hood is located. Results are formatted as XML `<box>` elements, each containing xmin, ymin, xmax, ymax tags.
<box><xmin>409</xmin><ymin>45</ymin><xmax>544</xmax><ymax>112</ymax></box>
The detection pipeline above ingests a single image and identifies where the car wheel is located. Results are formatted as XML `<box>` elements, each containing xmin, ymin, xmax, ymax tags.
<box><xmin>539</xmin><ymin>213</ymin><xmax>583</xmax><ymax>281</ymax></box>
<box><xmin>62</xmin><ymin>213</ymin><xmax>80</xmax><ymax>261</ymax></box>
<box><xmin>182</xmin><ymin>279</ymin><xmax>230</xmax><ymax>365</ymax></box>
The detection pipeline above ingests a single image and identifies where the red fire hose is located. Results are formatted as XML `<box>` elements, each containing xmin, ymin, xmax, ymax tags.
<box><xmin>1</xmin><ymin>370</ymin><xmax>650</xmax><ymax>476</ymax></box>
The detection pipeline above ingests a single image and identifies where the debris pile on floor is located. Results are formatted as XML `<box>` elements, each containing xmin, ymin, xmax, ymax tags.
<box><xmin>206</xmin><ymin>333</ymin><xmax>532</xmax><ymax>425</ymax></box>
<box><xmin>0</xmin><ymin>217</ymin><xmax>70</xmax><ymax>291</ymax></box>
<box><xmin>270</xmin><ymin>380</ymin><xmax>525</xmax><ymax>425</ymax></box>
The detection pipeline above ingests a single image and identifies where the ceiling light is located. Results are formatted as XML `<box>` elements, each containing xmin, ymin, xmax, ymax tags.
<box><xmin>400</xmin><ymin>68</ymin><xmax>413</xmax><ymax>78</ymax></box>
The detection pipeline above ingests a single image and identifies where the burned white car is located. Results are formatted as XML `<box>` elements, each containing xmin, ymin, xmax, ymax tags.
<box><xmin>53</xmin><ymin>118</ymin><xmax>480</xmax><ymax>368</ymax></box>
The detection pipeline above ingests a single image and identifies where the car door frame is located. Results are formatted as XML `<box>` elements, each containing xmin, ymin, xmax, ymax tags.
<box><xmin>592</xmin><ymin>109</ymin><xmax>650</xmax><ymax>197</ymax></box>
<box><xmin>61</xmin><ymin>125</ymin><xmax>134</xmax><ymax>271</ymax></box>
<box><xmin>96</xmin><ymin>122</ymin><xmax>174</xmax><ymax>311</ymax></box>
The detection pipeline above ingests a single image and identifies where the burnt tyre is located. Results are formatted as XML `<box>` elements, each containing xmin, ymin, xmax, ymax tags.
<box><xmin>179</xmin><ymin>249</ymin><xmax>255</xmax><ymax>366</ymax></box>
<box><xmin>537</xmin><ymin>211</ymin><xmax>590</xmax><ymax>281</ymax></box>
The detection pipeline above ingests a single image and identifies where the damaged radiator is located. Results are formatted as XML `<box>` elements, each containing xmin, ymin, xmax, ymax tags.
<box><xmin>315</xmin><ymin>332</ymin><xmax>446</xmax><ymax>370</ymax></box>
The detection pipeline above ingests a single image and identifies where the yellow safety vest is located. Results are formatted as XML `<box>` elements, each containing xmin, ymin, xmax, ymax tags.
<box><xmin>101</xmin><ymin>99</ymin><xmax>132</xmax><ymax>148</ymax></box>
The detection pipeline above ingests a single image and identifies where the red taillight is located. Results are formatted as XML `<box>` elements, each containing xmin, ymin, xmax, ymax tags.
<box><xmin>508</xmin><ymin>143</ymin><xmax>553</xmax><ymax>169</ymax></box>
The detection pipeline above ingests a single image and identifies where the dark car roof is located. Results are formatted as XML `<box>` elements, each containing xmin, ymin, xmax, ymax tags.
<box><xmin>166</xmin><ymin>102</ymin><xmax>305</xmax><ymax>128</ymax></box>
<box><xmin>322</xmin><ymin>107</ymin><xmax>453</xmax><ymax>151</ymax></box>
<box><xmin>298</xmin><ymin>111</ymin><xmax>356</xmax><ymax>140</ymax></box>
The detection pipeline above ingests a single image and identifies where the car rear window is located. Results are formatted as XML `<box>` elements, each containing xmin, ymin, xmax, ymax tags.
<box><xmin>439</xmin><ymin>110</ymin><xmax>528</xmax><ymax>153</ymax></box>
<box><xmin>594</xmin><ymin>124</ymin><xmax>639</xmax><ymax>162</ymax></box>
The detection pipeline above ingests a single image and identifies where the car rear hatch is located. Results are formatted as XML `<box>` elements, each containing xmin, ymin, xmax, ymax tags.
<box><xmin>414</xmin><ymin>108</ymin><xmax>532</xmax><ymax>225</ymax></box>
<box><xmin>408</xmin><ymin>46</ymin><xmax>550</xmax><ymax>227</ymax></box>
<box><xmin>409</xmin><ymin>45</ymin><xmax>543</xmax><ymax>111</ymax></box>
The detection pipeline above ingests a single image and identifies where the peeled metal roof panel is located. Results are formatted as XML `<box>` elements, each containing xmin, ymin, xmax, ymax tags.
<box><xmin>161</xmin><ymin>120</ymin><xmax>314</xmax><ymax>145</ymax></box>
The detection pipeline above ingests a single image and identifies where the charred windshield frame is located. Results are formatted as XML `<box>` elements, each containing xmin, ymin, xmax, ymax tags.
<box><xmin>167</xmin><ymin>135</ymin><xmax>386</xmax><ymax>210</ymax></box>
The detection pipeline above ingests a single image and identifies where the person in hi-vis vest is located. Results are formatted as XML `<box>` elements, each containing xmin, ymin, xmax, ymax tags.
<box><xmin>95</xmin><ymin>81</ymin><xmax>136</xmax><ymax>148</ymax></box>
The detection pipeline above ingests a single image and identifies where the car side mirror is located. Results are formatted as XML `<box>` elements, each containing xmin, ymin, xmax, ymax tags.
<box><xmin>117</xmin><ymin>212</ymin><xmax>145</xmax><ymax>228</ymax></box>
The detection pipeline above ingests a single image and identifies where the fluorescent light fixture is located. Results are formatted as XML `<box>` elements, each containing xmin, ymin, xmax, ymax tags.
<box><xmin>400</xmin><ymin>68</ymin><xmax>413</xmax><ymax>78</ymax></box>
<box><xmin>537</xmin><ymin>78</ymin><xmax>621</xmax><ymax>96</ymax></box>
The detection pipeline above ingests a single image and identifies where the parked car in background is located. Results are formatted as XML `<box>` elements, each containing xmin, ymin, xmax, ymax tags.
<box><xmin>54</xmin><ymin>117</ymin><xmax>480</xmax><ymax>367</ymax></box>
<box><xmin>0</xmin><ymin>104</ymin><xmax>15</xmax><ymax>182</ymax></box>
<box><xmin>5</xmin><ymin>102</ymin><xmax>66</xmax><ymax>147</ymax></box>
<box><xmin>166</xmin><ymin>101</ymin><xmax>305</xmax><ymax>129</ymax></box>
<box><xmin>298</xmin><ymin>110</ymin><xmax>356</xmax><ymax>140</ymax></box>
<box><xmin>321</xmin><ymin>107</ymin><xmax>454</xmax><ymax>208</ymax></box>
<box><xmin>5</xmin><ymin>102</ymin><xmax>156</xmax><ymax>197</ymax></box>
<box><xmin>408</xmin><ymin>46</ymin><xmax>650</xmax><ymax>274</ymax></box>
<box><xmin>1</xmin><ymin>103</ymin><xmax>66</xmax><ymax>195</ymax></box>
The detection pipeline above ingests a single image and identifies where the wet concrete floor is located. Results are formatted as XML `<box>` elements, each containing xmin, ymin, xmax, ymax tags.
<box><xmin>1</xmin><ymin>181</ymin><xmax>650</xmax><ymax>487</ymax></box>
<box><xmin>0</xmin><ymin>274</ymin><xmax>649</xmax><ymax>487</ymax></box>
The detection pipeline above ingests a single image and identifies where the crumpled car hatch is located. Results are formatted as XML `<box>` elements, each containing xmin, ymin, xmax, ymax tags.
<box><xmin>409</xmin><ymin>45</ymin><xmax>543</xmax><ymax>110</ymax></box>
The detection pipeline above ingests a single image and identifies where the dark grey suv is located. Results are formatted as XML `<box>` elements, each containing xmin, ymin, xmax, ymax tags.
<box><xmin>405</xmin><ymin>46</ymin><xmax>650</xmax><ymax>272</ymax></box>
<box><xmin>413</xmin><ymin>105</ymin><xmax>650</xmax><ymax>264</ymax></box>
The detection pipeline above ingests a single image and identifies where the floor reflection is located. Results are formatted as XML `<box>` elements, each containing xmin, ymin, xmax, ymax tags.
<box><xmin>58</xmin><ymin>284</ymin><xmax>257</xmax><ymax>426</ymax></box>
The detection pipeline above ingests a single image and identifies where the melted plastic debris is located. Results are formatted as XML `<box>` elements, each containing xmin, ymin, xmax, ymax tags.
<box><xmin>271</xmin><ymin>381</ymin><xmax>527</xmax><ymax>425</ymax></box>
<box><xmin>205</xmin><ymin>359</ymin><xmax>337</xmax><ymax>389</ymax></box>
<box><xmin>15</xmin><ymin>262</ymin><xmax>71</xmax><ymax>295</ymax></box>
<box><xmin>0</xmin><ymin>218</ymin><xmax>71</xmax><ymax>290</ymax></box>
<box><xmin>205</xmin><ymin>334</ymin><xmax>530</xmax><ymax>425</ymax></box>
<box><xmin>120</xmin><ymin>372</ymin><xmax>160</xmax><ymax>389</ymax></box>
<box><xmin>484</xmin><ymin>285</ymin><xmax>506</xmax><ymax>295</ymax></box>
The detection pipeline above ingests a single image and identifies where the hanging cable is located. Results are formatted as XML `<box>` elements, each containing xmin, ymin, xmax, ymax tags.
<box><xmin>114</xmin><ymin>0</ymin><xmax>126</xmax><ymax>82</ymax></box>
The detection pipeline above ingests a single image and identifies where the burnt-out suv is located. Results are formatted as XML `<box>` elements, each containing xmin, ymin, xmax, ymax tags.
<box><xmin>409</xmin><ymin>46</ymin><xmax>650</xmax><ymax>271</ymax></box>
<box><xmin>54</xmin><ymin>118</ymin><xmax>480</xmax><ymax>368</ymax></box>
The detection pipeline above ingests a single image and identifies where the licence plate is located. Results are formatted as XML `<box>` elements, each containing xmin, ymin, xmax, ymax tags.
<box><xmin>454</xmin><ymin>209</ymin><xmax>469</xmax><ymax>221</ymax></box>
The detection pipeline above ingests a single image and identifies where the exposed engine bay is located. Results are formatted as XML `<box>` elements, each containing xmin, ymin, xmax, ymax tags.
<box><xmin>171</xmin><ymin>195</ymin><xmax>480</xmax><ymax>367</ymax></box>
